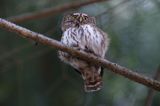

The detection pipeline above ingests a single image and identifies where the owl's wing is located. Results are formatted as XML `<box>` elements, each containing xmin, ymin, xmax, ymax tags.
<box><xmin>83</xmin><ymin>25</ymin><xmax>110</xmax><ymax>58</ymax></box>
<box><xmin>59</xmin><ymin>25</ymin><xmax>109</xmax><ymax>74</ymax></box>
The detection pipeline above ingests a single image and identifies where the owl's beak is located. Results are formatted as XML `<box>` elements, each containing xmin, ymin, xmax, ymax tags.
<box><xmin>79</xmin><ymin>17</ymin><xmax>83</xmax><ymax>22</ymax></box>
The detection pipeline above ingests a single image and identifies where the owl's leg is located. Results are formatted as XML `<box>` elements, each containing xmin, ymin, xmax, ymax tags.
<box><xmin>84</xmin><ymin>46</ymin><xmax>97</xmax><ymax>56</ymax></box>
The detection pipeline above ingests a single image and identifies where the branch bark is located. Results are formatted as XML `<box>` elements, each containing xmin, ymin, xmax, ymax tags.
<box><xmin>0</xmin><ymin>18</ymin><xmax>160</xmax><ymax>91</ymax></box>
<box><xmin>144</xmin><ymin>65</ymin><xmax>160</xmax><ymax>106</ymax></box>
<box><xmin>7</xmin><ymin>0</ymin><xmax>107</xmax><ymax>23</ymax></box>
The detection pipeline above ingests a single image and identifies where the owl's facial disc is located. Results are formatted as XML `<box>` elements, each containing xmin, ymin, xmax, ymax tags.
<box><xmin>62</xmin><ymin>13</ymin><xmax>95</xmax><ymax>31</ymax></box>
<box><xmin>71</xmin><ymin>13</ymin><xmax>89</xmax><ymax>23</ymax></box>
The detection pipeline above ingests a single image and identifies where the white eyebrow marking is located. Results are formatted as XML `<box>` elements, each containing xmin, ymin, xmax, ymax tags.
<box><xmin>73</xmin><ymin>13</ymin><xmax>80</xmax><ymax>15</ymax></box>
<box><xmin>82</xmin><ymin>13</ymin><xmax>88</xmax><ymax>17</ymax></box>
<box><xmin>73</xmin><ymin>13</ymin><xmax>88</xmax><ymax>17</ymax></box>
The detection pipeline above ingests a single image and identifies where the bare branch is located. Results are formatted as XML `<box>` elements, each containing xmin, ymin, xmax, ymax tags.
<box><xmin>0</xmin><ymin>18</ymin><xmax>160</xmax><ymax>91</ymax></box>
<box><xmin>144</xmin><ymin>65</ymin><xmax>160</xmax><ymax>106</ymax></box>
<box><xmin>7</xmin><ymin>0</ymin><xmax>107</xmax><ymax>23</ymax></box>
<box><xmin>96</xmin><ymin>0</ymin><xmax>130</xmax><ymax>18</ymax></box>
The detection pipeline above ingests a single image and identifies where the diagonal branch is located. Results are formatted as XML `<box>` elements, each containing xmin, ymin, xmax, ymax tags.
<box><xmin>144</xmin><ymin>65</ymin><xmax>160</xmax><ymax>106</ymax></box>
<box><xmin>6</xmin><ymin>0</ymin><xmax>107</xmax><ymax>23</ymax></box>
<box><xmin>0</xmin><ymin>18</ymin><xmax>160</xmax><ymax>91</ymax></box>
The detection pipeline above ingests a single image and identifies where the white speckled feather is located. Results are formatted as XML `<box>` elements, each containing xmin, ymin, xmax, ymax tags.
<box><xmin>59</xmin><ymin>13</ymin><xmax>110</xmax><ymax>92</ymax></box>
<box><xmin>61</xmin><ymin>24</ymin><xmax>109</xmax><ymax>58</ymax></box>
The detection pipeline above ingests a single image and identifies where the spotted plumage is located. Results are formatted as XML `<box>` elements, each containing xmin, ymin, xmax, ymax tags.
<box><xmin>59</xmin><ymin>13</ymin><xmax>109</xmax><ymax>92</ymax></box>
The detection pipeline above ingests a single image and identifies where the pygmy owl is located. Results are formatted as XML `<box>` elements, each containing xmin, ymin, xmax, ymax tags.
<box><xmin>59</xmin><ymin>13</ymin><xmax>110</xmax><ymax>92</ymax></box>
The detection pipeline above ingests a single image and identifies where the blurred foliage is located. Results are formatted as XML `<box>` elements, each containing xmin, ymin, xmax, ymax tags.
<box><xmin>0</xmin><ymin>0</ymin><xmax>160</xmax><ymax>106</ymax></box>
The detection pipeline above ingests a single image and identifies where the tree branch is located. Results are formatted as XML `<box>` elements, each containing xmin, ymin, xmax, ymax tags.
<box><xmin>6</xmin><ymin>0</ymin><xmax>107</xmax><ymax>23</ymax></box>
<box><xmin>96</xmin><ymin>0</ymin><xmax>130</xmax><ymax>18</ymax></box>
<box><xmin>144</xmin><ymin>65</ymin><xmax>160</xmax><ymax>106</ymax></box>
<box><xmin>0</xmin><ymin>18</ymin><xmax>160</xmax><ymax>91</ymax></box>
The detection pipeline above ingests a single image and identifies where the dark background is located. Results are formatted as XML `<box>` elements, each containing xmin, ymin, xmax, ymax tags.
<box><xmin>0</xmin><ymin>0</ymin><xmax>160</xmax><ymax>106</ymax></box>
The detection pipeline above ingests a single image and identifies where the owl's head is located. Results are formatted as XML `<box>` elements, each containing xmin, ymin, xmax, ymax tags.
<box><xmin>61</xmin><ymin>13</ymin><xmax>96</xmax><ymax>31</ymax></box>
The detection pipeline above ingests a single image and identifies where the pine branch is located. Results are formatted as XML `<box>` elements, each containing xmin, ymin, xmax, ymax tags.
<box><xmin>144</xmin><ymin>65</ymin><xmax>160</xmax><ymax>106</ymax></box>
<box><xmin>0</xmin><ymin>18</ymin><xmax>160</xmax><ymax>91</ymax></box>
<box><xmin>6</xmin><ymin>0</ymin><xmax>107</xmax><ymax>23</ymax></box>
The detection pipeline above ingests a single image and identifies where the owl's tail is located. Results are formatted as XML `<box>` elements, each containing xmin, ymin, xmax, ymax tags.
<box><xmin>82</xmin><ymin>67</ymin><xmax>102</xmax><ymax>92</ymax></box>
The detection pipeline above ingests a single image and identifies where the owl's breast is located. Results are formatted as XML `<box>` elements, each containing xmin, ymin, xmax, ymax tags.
<box><xmin>61</xmin><ymin>24</ymin><xmax>107</xmax><ymax>57</ymax></box>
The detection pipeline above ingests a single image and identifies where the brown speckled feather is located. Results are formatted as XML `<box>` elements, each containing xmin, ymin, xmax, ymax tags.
<box><xmin>59</xmin><ymin>13</ymin><xmax>109</xmax><ymax>92</ymax></box>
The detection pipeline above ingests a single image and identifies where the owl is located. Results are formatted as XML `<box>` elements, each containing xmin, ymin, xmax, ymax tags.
<box><xmin>59</xmin><ymin>13</ymin><xmax>109</xmax><ymax>92</ymax></box>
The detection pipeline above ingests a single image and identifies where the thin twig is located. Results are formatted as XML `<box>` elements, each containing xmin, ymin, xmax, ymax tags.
<box><xmin>96</xmin><ymin>0</ymin><xmax>130</xmax><ymax>18</ymax></box>
<box><xmin>144</xmin><ymin>65</ymin><xmax>160</xmax><ymax>106</ymax></box>
<box><xmin>7</xmin><ymin>0</ymin><xmax>107</xmax><ymax>23</ymax></box>
<box><xmin>0</xmin><ymin>18</ymin><xmax>160</xmax><ymax>91</ymax></box>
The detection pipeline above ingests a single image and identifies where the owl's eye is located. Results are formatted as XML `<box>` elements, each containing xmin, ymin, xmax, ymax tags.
<box><xmin>67</xmin><ymin>16</ymin><xmax>72</xmax><ymax>20</ymax></box>
<box><xmin>83</xmin><ymin>16</ymin><xmax>88</xmax><ymax>20</ymax></box>
<box><xmin>72</xmin><ymin>15</ymin><xmax>79</xmax><ymax>19</ymax></box>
